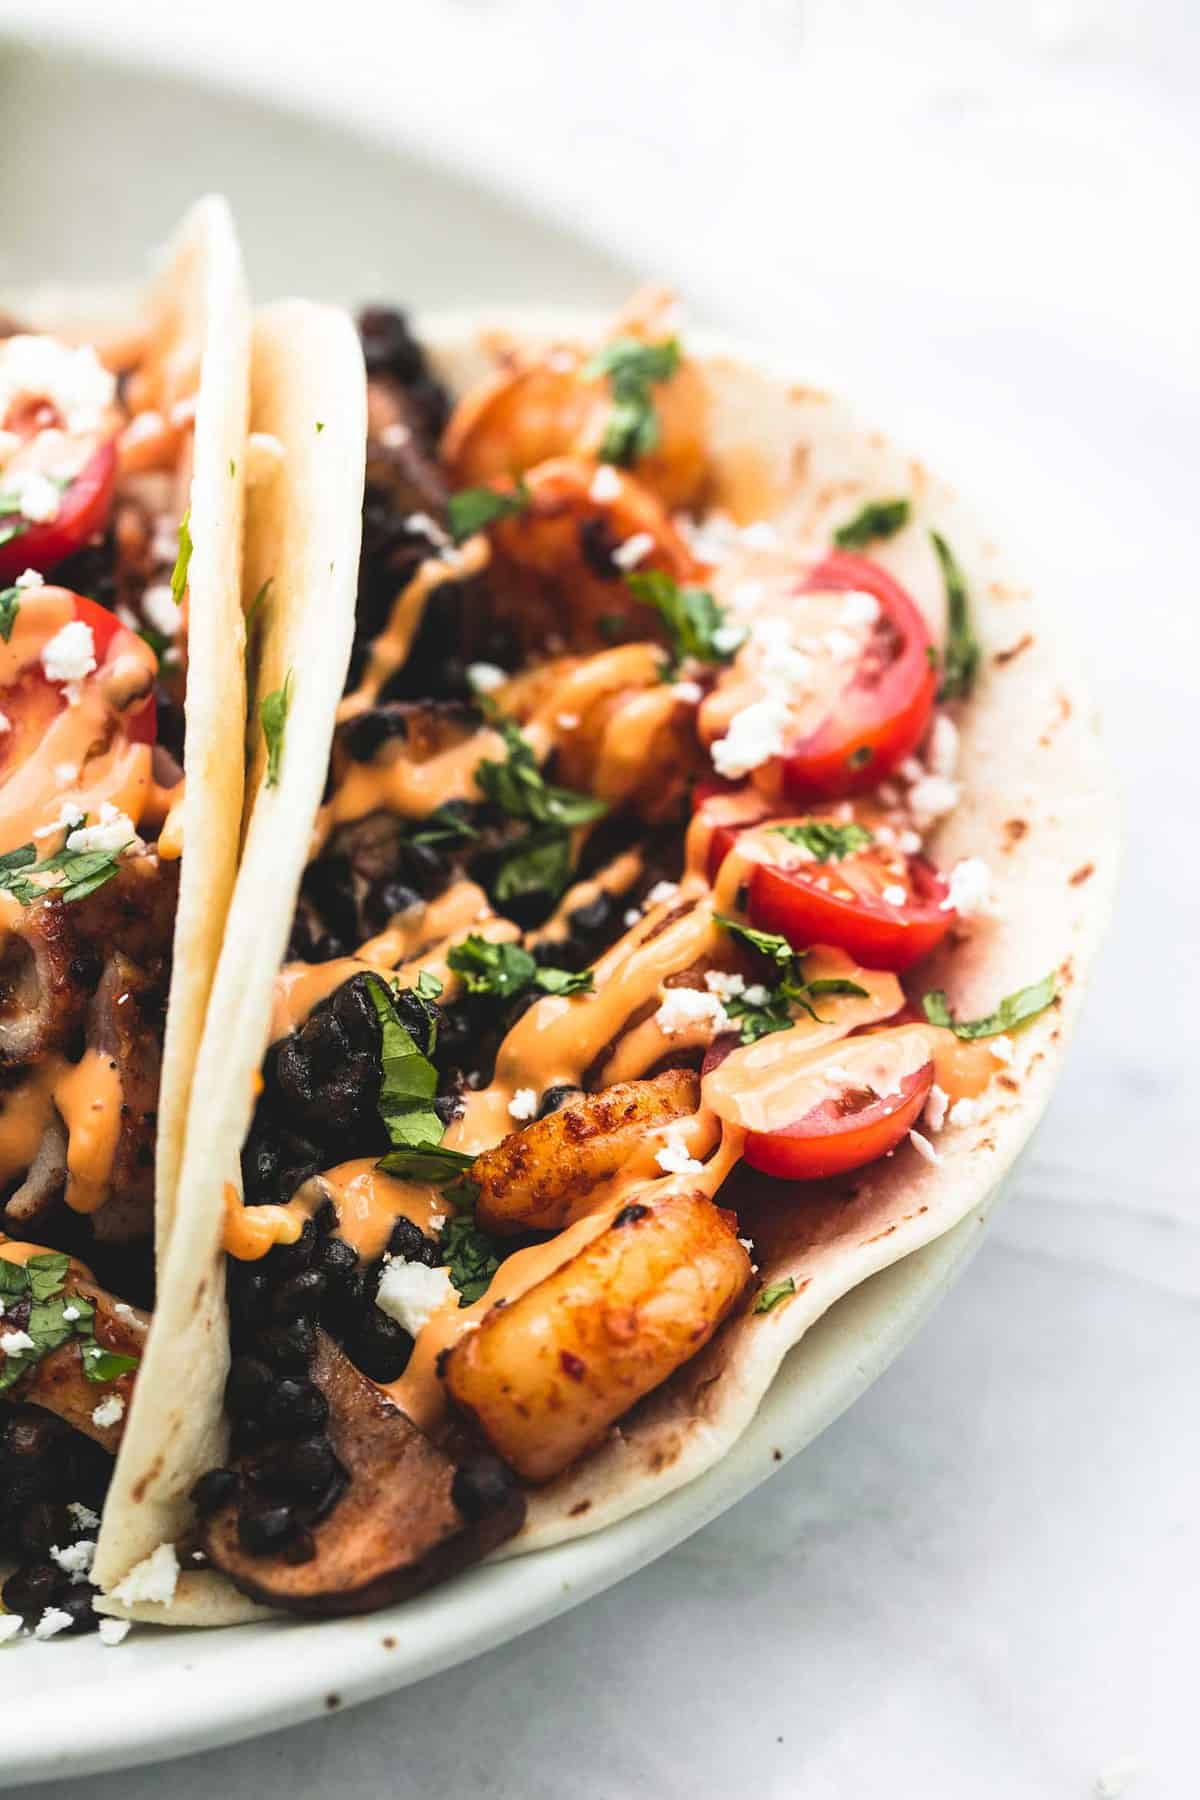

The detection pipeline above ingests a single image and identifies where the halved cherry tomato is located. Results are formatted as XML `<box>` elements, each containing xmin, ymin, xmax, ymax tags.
<box><xmin>781</xmin><ymin>552</ymin><xmax>935</xmax><ymax>800</ymax></box>
<box><xmin>748</xmin><ymin>844</ymin><xmax>954</xmax><ymax>973</ymax></box>
<box><xmin>0</xmin><ymin>439</ymin><xmax>118</xmax><ymax>586</ymax></box>
<box><xmin>71</xmin><ymin>594</ymin><xmax>157</xmax><ymax>745</ymax></box>
<box><xmin>744</xmin><ymin>1050</ymin><xmax>935</xmax><ymax>1181</ymax></box>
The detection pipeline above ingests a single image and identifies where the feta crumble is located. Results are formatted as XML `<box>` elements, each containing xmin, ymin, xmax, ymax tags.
<box><xmin>1</xmin><ymin>1329</ymin><xmax>35</xmax><ymax>1356</ymax></box>
<box><xmin>908</xmin><ymin>1129</ymin><xmax>941</xmax><ymax>1165</ymax></box>
<box><xmin>710</xmin><ymin>692</ymin><xmax>791</xmax><ymax>779</ymax></box>
<box><xmin>948</xmin><ymin>1095</ymin><xmax>984</xmax><ymax>1129</ymax></box>
<box><xmin>611</xmin><ymin>531</ymin><xmax>655</xmax><ymax>571</ymax></box>
<box><xmin>92</xmin><ymin>1393</ymin><xmax>125</xmax><ymax>1429</ymax></box>
<box><xmin>66</xmin><ymin>803</ymin><xmax>138</xmax><ymax>857</ymax></box>
<box><xmin>644</xmin><ymin>880</ymin><xmax>680</xmax><ymax>907</ymax></box>
<box><xmin>704</xmin><ymin>969</ymin><xmax>746</xmax><ymax>1001</ymax></box>
<box><xmin>141</xmin><ymin>582</ymin><xmax>181</xmax><ymax>639</ymax></box>
<box><xmin>15</xmin><ymin>567</ymin><xmax>43</xmax><ymax>590</ymax></box>
<box><xmin>655</xmin><ymin>987</ymin><xmax>729</xmax><ymax>1038</ymax></box>
<box><xmin>882</xmin><ymin>884</ymin><xmax>908</xmax><ymax>907</ymax></box>
<box><xmin>33</xmin><ymin>1607</ymin><xmax>74</xmax><ymax>1641</ymax></box>
<box><xmin>9</xmin><ymin>472</ymin><xmax>60</xmax><ymax>523</ymax></box>
<box><xmin>375</xmin><ymin>1259</ymin><xmax>455</xmax><ymax>1337</ymax></box>
<box><xmin>403</xmin><ymin>511</ymin><xmax>451</xmax><ymax>549</ymax></box>
<box><xmin>61</xmin><ymin>1304</ymin><xmax>80</xmax><ymax>1322</ymax></box>
<box><xmin>839</xmin><ymin>590</ymin><xmax>880</xmax><ymax>628</ymax></box>
<box><xmin>928</xmin><ymin>713</ymin><xmax>959</xmax><ymax>779</ymax></box>
<box><xmin>67</xmin><ymin>1502</ymin><xmax>100</xmax><ymax>1531</ymax></box>
<box><xmin>989</xmin><ymin>1034</ymin><xmax>1014</xmax><ymax>1065</ymax></box>
<box><xmin>740</xmin><ymin>520</ymin><xmax>781</xmax><ymax>551</ymax></box>
<box><xmin>623</xmin><ymin>908</ymin><xmax>641</xmax><ymax>928</ymax></box>
<box><xmin>942</xmin><ymin>856</ymin><xmax>994</xmax><ymax>917</ymax></box>
<box><xmin>41</xmin><ymin>619</ymin><xmax>96</xmax><ymax>687</ymax></box>
<box><xmin>655</xmin><ymin>1137</ymin><xmax>704</xmax><ymax>1176</ymax></box>
<box><xmin>508</xmin><ymin>1087</ymin><xmax>538</xmax><ymax>1121</ymax></box>
<box><xmin>907</xmin><ymin>773</ymin><xmax>960</xmax><ymax>831</ymax></box>
<box><xmin>466</xmin><ymin>661</ymin><xmax>506</xmax><ymax>694</ymax></box>
<box><xmin>588</xmin><ymin>464</ymin><xmax>621</xmax><ymax>503</ymax></box>
<box><xmin>925</xmin><ymin>1084</ymin><xmax>950</xmax><ymax>1133</ymax></box>
<box><xmin>50</xmin><ymin>1539</ymin><xmax>95</xmax><ymax>1582</ymax></box>
<box><xmin>99</xmin><ymin>1619</ymin><xmax>132</xmax><ymax>1647</ymax></box>
<box><xmin>672</xmin><ymin>680</ymin><xmax>703</xmax><ymax>704</ymax></box>
<box><xmin>109</xmin><ymin>1541</ymin><xmax>180</xmax><ymax>1608</ymax></box>
<box><xmin>824</xmin><ymin>627</ymin><xmax>859</xmax><ymax>663</ymax></box>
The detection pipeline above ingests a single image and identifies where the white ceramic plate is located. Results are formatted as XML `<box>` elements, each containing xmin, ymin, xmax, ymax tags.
<box><xmin>0</xmin><ymin>37</ymin><xmax>1062</xmax><ymax>1785</ymax></box>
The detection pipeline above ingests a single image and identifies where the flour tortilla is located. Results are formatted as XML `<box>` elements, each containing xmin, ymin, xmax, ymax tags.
<box><xmin>93</xmin><ymin>300</ymin><xmax>366</xmax><ymax>1601</ymax></box>
<box><xmin>100</xmin><ymin>313</ymin><xmax>1114</xmax><ymax>1621</ymax></box>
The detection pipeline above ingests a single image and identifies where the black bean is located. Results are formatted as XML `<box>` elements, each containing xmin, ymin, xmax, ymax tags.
<box><xmin>237</xmin><ymin>1502</ymin><xmax>296</xmax><ymax>1557</ymax></box>
<box><xmin>1</xmin><ymin>1561</ymin><xmax>60</xmax><ymax>1620</ymax></box>
<box><xmin>230</xmin><ymin>1415</ymin><xmax>269</xmax><ymax>1456</ymax></box>
<box><xmin>271</xmin><ymin>1270</ymin><xmax>327</xmax><ymax>1322</ymax></box>
<box><xmin>55</xmin><ymin>1584</ymin><xmax>99</xmax><ymax>1634</ymax></box>
<box><xmin>319</xmin><ymin>1264</ymin><xmax>369</xmax><ymax>1334</ymax></box>
<box><xmin>224</xmin><ymin>1356</ymin><xmax>275</xmax><ymax>1420</ymax></box>
<box><xmin>226</xmin><ymin>1266</ymin><xmax>272</xmax><ymax>1344</ymax></box>
<box><xmin>256</xmin><ymin>1318</ymin><xmax>318</xmax><ymax>1373</ymax></box>
<box><xmin>451</xmin><ymin>1455</ymin><xmax>520</xmax><ymax>1522</ymax></box>
<box><xmin>190</xmin><ymin>1468</ymin><xmax>241</xmax><ymax>1516</ymax></box>
<box><xmin>345</xmin><ymin>1309</ymin><xmax>412</xmax><ymax>1383</ymax></box>
<box><xmin>318</xmin><ymin>1236</ymin><xmax>358</xmax><ymax>1283</ymax></box>
<box><xmin>387</xmin><ymin>1217</ymin><xmax>441</xmax><ymax>1267</ymax></box>
<box><xmin>343</xmin><ymin>707</ymin><xmax>412</xmax><ymax>763</ymax></box>
<box><xmin>397</xmin><ymin>839</ymin><xmax>448</xmax><ymax>898</ymax></box>
<box><xmin>262</xmin><ymin>1378</ymin><xmax>330</xmax><ymax>1438</ymax></box>
<box><xmin>537</xmin><ymin>1084</ymin><xmax>583</xmax><ymax>1119</ymax></box>
<box><xmin>578</xmin><ymin>516</ymin><xmax>620</xmax><ymax>580</ymax></box>
<box><xmin>264</xmin><ymin>1217</ymin><xmax>319</xmax><ymax>1280</ymax></box>
<box><xmin>568</xmin><ymin>892</ymin><xmax>615</xmax><ymax>938</ymax></box>
<box><xmin>364</xmin><ymin>878</ymin><xmax>422</xmax><ymax>934</ymax></box>
<box><xmin>16</xmin><ymin>1501</ymin><xmax>73</xmax><ymax>1557</ymax></box>
<box><xmin>358</xmin><ymin>307</ymin><xmax>427</xmax><ymax>384</ymax></box>
<box><xmin>257</xmin><ymin>1436</ymin><xmax>340</xmax><ymax>1500</ymax></box>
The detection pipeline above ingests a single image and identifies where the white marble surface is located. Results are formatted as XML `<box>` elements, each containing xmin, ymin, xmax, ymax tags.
<box><xmin>3</xmin><ymin>3</ymin><xmax>1198</xmax><ymax>1794</ymax></box>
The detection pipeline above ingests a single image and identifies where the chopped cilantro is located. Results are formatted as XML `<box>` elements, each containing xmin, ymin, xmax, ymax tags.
<box><xmin>713</xmin><ymin>914</ymin><xmax>796</xmax><ymax>970</ymax></box>
<box><xmin>833</xmin><ymin>497</ymin><xmax>911</xmax><ymax>549</ymax></box>
<box><xmin>80</xmin><ymin>1341</ymin><xmax>139</xmax><ymax>1384</ymax></box>
<box><xmin>446</xmin><ymin>479</ymin><xmax>531</xmax><ymax>545</ymax></box>
<box><xmin>625</xmin><ymin>570</ymin><xmax>742</xmax><ymax>675</ymax></box>
<box><xmin>260</xmin><ymin>669</ymin><xmax>293</xmax><ymax>788</ymax></box>
<box><xmin>922</xmin><ymin>974</ymin><xmax>1056</xmax><ymax>1040</ymax></box>
<box><xmin>715</xmin><ymin>914</ymin><xmax>867</xmax><ymax>1039</ymax></box>
<box><xmin>447</xmin><ymin>934</ymin><xmax>593</xmax><ymax>1001</ymax></box>
<box><xmin>754</xmin><ymin>1277</ymin><xmax>796</xmax><ymax>1314</ymax></box>
<box><xmin>415</xmin><ymin>969</ymin><xmax>444</xmax><ymax>1001</ymax></box>
<box><xmin>771</xmin><ymin>821</ymin><xmax>873</xmax><ymax>861</ymax></box>
<box><xmin>377</xmin><ymin>1143</ymin><xmax>477</xmax><ymax>1185</ymax></box>
<box><xmin>930</xmin><ymin>529</ymin><xmax>979</xmax><ymax>701</ymax></box>
<box><xmin>0</xmin><ymin>1255</ymin><xmax>136</xmax><ymax>1394</ymax></box>
<box><xmin>493</xmin><ymin>829</ymin><xmax>575</xmax><ymax>905</ymax></box>
<box><xmin>440</xmin><ymin>1208</ymin><xmax>503</xmax><ymax>1307</ymax></box>
<box><xmin>584</xmin><ymin>336</ymin><xmax>681</xmax><ymax>466</ymax></box>
<box><xmin>0</xmin><ymin>586</ymin><xmax>21</xmax><ymax>642</ymax></box>
<box><xmin>366</xmin><ymin>976</ymin><xmax>443</xmax><ymax>1155</ymax></box>
<box><xmin>315</xmin><ymin>421</ymin><xmax>325</xmax><ymax>434</ymax></box>
<box><xmin>409</xmin><ymin>803</ymin><xmax>479</xmax><ymax>851</ymax></box>
<box><xmin>477</xmin><ymin>721</ymin><xmax>606</xmax><ymax>905</ymax></box>
<box><xmin>169</xmin><ymin>507</ymin><xmax>192</xmax><ymax>606</ymax></box>
<box><xmin>0</xmin><ymin>838</ymin><xmax>125</xmax><ymax>907</ymax></box>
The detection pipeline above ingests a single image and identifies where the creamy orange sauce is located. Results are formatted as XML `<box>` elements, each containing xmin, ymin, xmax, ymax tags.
<box><xmin>338</xmin><ymin>538</ymin><xmax>491</xmax><ymax>723</ymax></box>
<box><xmin>221</xmin><ymin>1180</ymin><xmax>308</xmax><ymax>1261</ymax></box>
<box><xmin>54</xmin><ymin>1049</ymin><xmax>122</xmax><ymax>1214</ymax></box>
<box><xmin>526</xmin><ymin>850</ymin><xmax>644</xmax><ymax>949</ymax></box>
<box><xmin>319</xmin><ymin>1159</ymin><xmax>445</xmax><ymax>1262</ymax></box>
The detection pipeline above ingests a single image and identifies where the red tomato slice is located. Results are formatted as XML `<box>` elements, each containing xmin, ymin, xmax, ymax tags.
<box><xmin>748</xmin><ymin>845</ymin><xmax>954</xmax><ymax>973</ymax></box>
<box><xmin>744</xmin><ymin>1054</ymin><xmax>934</xmax><ymax>1181</ymax></box>
<box><xmin>0</xmin><ymin>439</ymin><xmax>118</xmax><ymax>586</ymax></box>
<box><xmin>781</xmin><ymin>551</ymin><xmax>935</xmax><ymax>800</ymax></box>
<box><xmin>71</xmin><ymin>594</ymin><xmax>157</xmax><ymax>746</ymax></box>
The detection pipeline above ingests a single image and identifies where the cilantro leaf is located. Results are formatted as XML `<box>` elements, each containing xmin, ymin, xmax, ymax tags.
<box><xmin>415</xmin><ymin>969</ymin><xmax>444</xmax><ymax>1001</ymax></box>
<box><xmin>366</xmin><ymin>976</ymin><xmax>443</xmax><ymax>1156</ymax></box>
<box><xmin>0</xmin><ymin>839</ymin><xmax>124</xmax><ymax>907</ymax></box>
<box><xmin>584</xmin><ymin>337</ymin><xmax>681</xmax><ymax>466</ymax></box>
<box><xmin>447</xmin><ymin>934</ymin><xmax>593</xmax><ymax>1001</ymax></box>
<box><xmin>922</xmin><ymin>974</ymin><xmax>1056</xmax><ymax>1040</ymax></box>
<box><xmin>625</xmin><ymin>570</ymin><xmax>742</xmax><ymax>675</ymax></box>
<box><xmin>410</xmin><ymin>803</ymin><xmax>479</xmax><ymax>850</ymax></box>
<box><xmin>377</xmin><ymin>1143</ymin><xmax>477</xmax><ymax>1185</ymax></box>
<box><xmin>715</xmin><ymin>914</ymin><xmax>868</xmax><ymax>1038</ymax></box>
<box><xmin>930</xmin><ymin>529</ymin><xmax>979</xmax><ymax>701</ymax></box>
<box><xmin>447</xmin><ymin>479</ymin><xmax>531</xmax><ymax>545</ymax></box>
<box><xmin>24</xmin><ymin>1252</ymin><xmax>70</xmax><ymax>1302</ymax></box>
<box><xmin>771</xmin><ymin>821</ymin><xmax>873</xmax><ymax>861</ymax></box>
<box><xmin>714</xmin><ymin>914</ymin><xmax>796</xmax><ymax>969</ymax></box>
<box><xmin>0</xmin><ymin>586</ymin><xmax>21</xmax><ymax>642</ymax></box>
<box><xmin>754</xmin><ymin>1277</ymin><xmax>796</xmax><ymax>1314</ymax></box>
<box><xmin>834</xmin><ymin>497</ymin><xmax>911</xmax><ymax>549</ymax></box>
<box><xmin>477</xmin><ymin>721</ymin><xmax>606</xmax><ymax>831</ymax></box>
<box><xmin>80</xmin><ymin>1341</ymin><xmax>139</xmax><ymax>1384</ymax></box>
<box><xmin>493</xmin><ymin>829</ymin><xmax>574</xmax><ymax>905</ymax></box>
<box><xmin>170</xmin><ymin>507</ymin><xmax>193</xmax><ymax>606</ymax></box>
<box><xmin>260</xmin><ymin>669</ymin><xmax>293</xmax><ymax>788</ymax></box>
<box><xmin>0</xmin><ymin>1260</ymin><xmax>136</xmax><ymax>1394</ymax></box>
<box><xmin>440</xmin><ymin>1208</ymin><xmax>503</xmax><ymax>1306</ymax></box>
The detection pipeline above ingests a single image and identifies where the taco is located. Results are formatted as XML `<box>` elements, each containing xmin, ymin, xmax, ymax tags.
<box><xmin>0</xmin><ymin>197</ymin><xmax>251</xmax><ymax>1638</ymax></box>
<box><xmin>100</xmin><ymin>291</ymin><xmax>1113</xmax><ymax>1625</ymax></box>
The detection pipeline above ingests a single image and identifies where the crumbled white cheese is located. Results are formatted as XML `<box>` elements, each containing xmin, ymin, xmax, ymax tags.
<box><xmin>672</xmin><ymin>680</ymin><xmax>703</xmax><ymax>704</ymax></box>
<box><xmin>66</xmin><ymin>802</ymin><xmax>138</xmax><ymax>857</ymax></box>
<box><xmin>0</xmin><ymin>1613</ymin><xmax>22</xmax><ymax>1643</ymax></box>
<box><xmin>655</xmin><ymin>1137</ymin><xmax>704</xmax><ymax>1176</ymax></box>
<box><xmin>41</xmin><ymin>619</ymin><xmax>96</xmax><ymax>686</ymax></box>
<box><xmin>925</xmin><ymin>1084</ymin><xmax>950</xmax><ymax>1132</ymax></box>
<box><xmin>989</xmin><ymin>1034</ymin><xmax>1014</xmax><ymax>1065</ymax></box>
<box><xmin>0</xmin><ymin>1329</ymin><xmax>35</xmax><ymax>1356</ymax></box>
<box><xmin>948</xmin><ymin>1095</ymin><xmax>984</xmax><ymax>1129</ymax></box>
<box><xmin>109</xmin><ymin>1541</ymin><xmax>180</xmax><ymax>1608</ymax></box>
<box><xmin>623</xmin><ymin>908</ymin><xmax>641</xmax><ymax>928</ymax></box>
<box><xmin>61</xmin><ymin>1304</ymin><xmax>80</xmax><ymax>1322</ymax></box>
<box><xmin>839</xmin><ymin>590</ymin><xmax>880</xmax><ymax>628</ymax></box>
<box><xmin>508</xmin><ymin>1087</ymin><xmax>539</xmax><ymax>1121</ymax></box>
<box><xmin>588</xmin><ymin>464</ymin><xmax>621</xmax><ymax>503</ymax></box>
<box><xmin>91</xmin><ymin>1393</ymin><xmax>125</xmax><ymax>1429</ymax></box>
<box><xmin>942</xmin><ymin>856</ymin><xmax>994</xmax><ymax>917</ymax></box>
<box><xmin>742</xmin><ymin>983</ymin><xmax>771</xmax><ymax>1006</ymax></box>
<box><xmin>428</xmin><ymin>1212</ymin><xmax>446</xmax><ymax>1234</ymax></box>
<box><xmin>50</xmin><ymin>1539</ymin><xmax>95</xmax><ymax>1582</ymax></box>
<box><xmin>35</xmin><ymin>800</ymin><xmax>86</xmax><ymax>841</ymax></box>
<box><xmin>466</xmin><ymin>661</ymin><xmax>506</xmax><ymax>694</ymax></box>
<box><xmin>928</xmin><ymin>713</ymin><xmax>959</xmax><ymax>779</ymax></box>
<box><xmin>111</xmin><ymin>1304</ymin><xmax>135</xmax><ymax>1322</ymax></box>
<box><xmin>141</xmin><ymin>582</ymin><xmax>181</xmax><ymax>640</ymax></box>
<box><xmin>644</xmin><ymin>880</ymin><xmax>680</xmax><ymax>908</ymax></box>
<box><xmin>711</xmin><ymin>621</ymin><xmax>749</xmax><ymax>657</ymax></box>
<box><xmin>740</xmin><ymin>520</ymin><xmax>781</xmax><ymax>551</ymax></box>
<box><xmin>907</xmin><ymin>774</ymin><xmax>960</xmax><ymax>831</ymax></box>
<box><xmin>655</xmin><ymin>987</ymin><xmax>729</xmax><ymax>1038</ymax></box>
<box><xmin>375</xmin><ymin>1259</ymin><xmax>455</xmax><ymax>1337</ymax></box>
<box><xmin>704</xmin><ymin>969</ymin><xmax>746</xmax><ymax>1001</ymax></box>
<box><xmin>54</xmin><ymin>762</ymin><xmax>78</xmax><ymax>784</ymax></box>
<box><xmin>245</xmin><ymin>431</ymin><xmax>286</xmax><ymax>487</ymax></box>
<box><xmin>33</xmin><ymin>1607</ymin><xmax>74</xmax><ymax>1641</ymax></box>
<box><xmin>99</xmin><ymin>1618</ymin><xmax>132</xmax><ymax>1647</ymax></box>
<box><xmin>121</xmin><ymin>408</ymin><xmax>164</xmax><ymax>448</ymax></box>
<box><xmin>0</xmin><ymin>336</ymin><xmax>115</xmax><ymax>437</ymax></box>
<box><xmin>7</xmin><ymin>471</ymin><xmax>60</xmax><ymax>523</ymax></box>
<box><xmin>67</xmin><ymin>1502</ymin><xmax>100</xmax><ymax>1531</ymax></box>
<box><xmin>908</xmin><ymin>1129</ymin><xmax>941</xmax><ymax>1165</ymax></box>
<box><xmin>882</xmin><ymin>884</ymin><xmax>908</xmax><ymax>907</ymax></box>
<box><xmin>15</xmin><ymin>567</ymin><xmax>43</xmax><ymax>590</ymax></box>
<box><xmin>612</xmin><ymin>531</ymin><xmax>656</xmax><ymax>571</ymax></box>
<box><xmin>824</xmin><ymin>627</ymin><xmax>859</xmax><ymax>663</ymax></box>
<box><xmin>710</xmin><ymin>692</ymin><xmax>791</xmax><ymax>779</ymax></box>
<box><xmin>403</xmin><ymin>511</ymin><xmax>451</xmax><ymax>549</ymax></box>
<box><xmin>897</xmin><ymin>828</ymin><xmax>922</xmax><ymax>856</ymax></box>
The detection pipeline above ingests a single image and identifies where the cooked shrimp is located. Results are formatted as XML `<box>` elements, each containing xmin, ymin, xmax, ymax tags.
<box><xmin>442</xmin><ymin>288</ymin><xmax>709</xmax><ymax>512</ymax></box>
<box><xmin>485</xmin><ymin>455</ymin><xmax>701</xmax><ymax>654</ymax></box>
<box><xmin>473</xmin><ymin>1071</ymin><xmax>700</xmax><ymax>1234</ymax></box>
<box><xmin>443</xmin><ymin>1188</ymin><xmax>750</xmax><ymax>1482</ymax></box>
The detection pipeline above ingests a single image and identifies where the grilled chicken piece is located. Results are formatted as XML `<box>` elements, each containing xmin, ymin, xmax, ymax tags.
<box><xmin>1</xmin><ymin>1246</ymin><xmax>148</xmax><ymax>1454</ymax></box>
<box><xmin>472</xmin><ymin>1070</ymin><xmax>700</xmax><ymax>1234</ymax></box>
<box><xmin>86</xmin><ymin>953</ymin><xmax>164</xmax><ymax>1243</ymax></box>
<box><xmin>202</xmin><ymin>1332</ymin><xmax>525</xmax><ymax>1616</ymax></box>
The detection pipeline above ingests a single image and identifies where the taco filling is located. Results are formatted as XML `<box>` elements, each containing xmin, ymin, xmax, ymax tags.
<box><xmin>0</xmin><ymin>201</ymin><xmax>249</xmax><ymax>1639</ymax></box>
<box><xmin>189</xmin><ymin>296</ymin><xmax>1058</xmax><ymax>1616</ymax></box>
